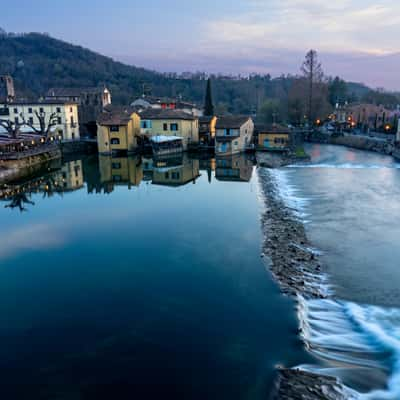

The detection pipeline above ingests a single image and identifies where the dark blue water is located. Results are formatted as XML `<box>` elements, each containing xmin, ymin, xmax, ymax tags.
<box><xmin>0</xmin><ymin>155</ymin><xmax>308</xmax><ymax>399</ymax></box>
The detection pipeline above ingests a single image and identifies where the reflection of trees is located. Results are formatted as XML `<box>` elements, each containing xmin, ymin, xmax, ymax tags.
<box><xmin>5</xmin><ymin>193</ymin><xmax>35</xmax><ymax>212</ymax></box>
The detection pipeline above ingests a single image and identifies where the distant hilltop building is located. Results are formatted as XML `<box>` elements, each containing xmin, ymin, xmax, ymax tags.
<box><xmin>46</xmin><ymin>87</ymin><xmax>111</xmax><ymax>137</ymax></box>
<box><xmin>131</xmin><ymin>95</ymin><xmax>203</xmax><ymax>117</ymax></box>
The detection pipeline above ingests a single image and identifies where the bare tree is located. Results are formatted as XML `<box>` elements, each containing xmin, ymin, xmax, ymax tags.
<box><xmin>22</xmin><ymin>110</ymin><xmax>58</xmax><ymax>137</ymax></box>
<box><xmin>301</xmin><ymin>50</ymin><xmax>324</xmax><ymax>125</ymax></box>
<box><xmin>0</xmin><ymin>118</ymin><xmax>23</xmax><ymax>138</ymax></box>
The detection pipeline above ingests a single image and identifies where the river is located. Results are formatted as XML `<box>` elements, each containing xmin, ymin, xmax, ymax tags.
<box><xmin>274</xmin><ymin>144</ymin><xmax>400</xmax><ymax>399</ymax></box>
<box><xmin>0</xmin><ymin>154</ymin><xmax>309</xmax><ymax>399</ymax></box>
<box><xmin>2</xmin><ymin>145</ymin><xmax>399</xmax><ymax>399</ymax></box>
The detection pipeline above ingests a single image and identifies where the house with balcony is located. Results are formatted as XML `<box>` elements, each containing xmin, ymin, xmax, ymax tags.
<box><xmin>139</xmin><ymin>109</ymin><xmax>199</xmax><ymax>151</ymax></box>
<box><xmin>97</xmin><ymin>107</ymin><xmax>140</xmax><ymax>155</ymax></box>
<box><xmin>215</xmin><ymin>116</ymin><xmax>254</xmax><ymax>156</ymax></box>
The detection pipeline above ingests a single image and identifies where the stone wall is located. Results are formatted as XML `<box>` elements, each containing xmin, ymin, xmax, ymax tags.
<box><xmin>306</xmin><ymin>131</ymin><xmax>397</xmax><ymax>157</ymax></box>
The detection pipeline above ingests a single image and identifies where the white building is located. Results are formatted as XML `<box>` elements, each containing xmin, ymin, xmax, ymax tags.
<box><xmin>0</xmin><ymin>100</ymin><xmax>80</xmax><ymax>141</ymax></box>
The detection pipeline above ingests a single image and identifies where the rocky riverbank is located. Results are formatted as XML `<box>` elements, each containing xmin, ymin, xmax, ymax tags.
<box><xmin>270</xmin><ymin>368</ymin><xmax>357</xmax><ymax>400</ymax></box>
<box><xmin>258</xmin><ymin>168</ymin><xmax>326</xmax><ymax>299</ymax></box>
<box><xmin>256</xmin><ymin>150</ymin><xmax>310</xmax><ymax>168</ymax></box>
<box><xmin>257</xmin><ymin>166</ymin><xmax>355</xmax><ymax>399</ymax></box>
<box><xmin>306</xmin><ymin>131</ymin><xmax>397</xmax><ymax>157</ymax></box>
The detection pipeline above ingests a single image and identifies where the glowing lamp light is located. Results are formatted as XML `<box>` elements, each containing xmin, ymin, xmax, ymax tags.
<box><xmin>385</xmin><ymin>125</ymin><xmax>391</xmax><ymax>131</ymax></box>
<box><xmin>316</xmin><ymin>119</ymin><xmax>321</xmax><ymax>125</ymax></box>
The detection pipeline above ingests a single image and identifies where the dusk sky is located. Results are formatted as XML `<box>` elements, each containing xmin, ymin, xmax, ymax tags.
<box><xmin>3</xmin><ymin>0</ymin><xmax>400</xmax><ymax>89</ymax></box>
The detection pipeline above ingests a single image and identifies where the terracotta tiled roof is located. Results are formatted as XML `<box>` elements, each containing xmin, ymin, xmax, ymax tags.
<box><xmin>139</xmin><ymin>108</ymin><xmax>197</xmax><ymax>121</ymax></box>
<box><xmin>97</xmin><ymin>107</ymin><xmax>136</xmax><ymax>126</ymax></box>
<box><xmin>215</xmin><ymin>116</ymin><xmax>251</xmax><ymax>129</ymax></box>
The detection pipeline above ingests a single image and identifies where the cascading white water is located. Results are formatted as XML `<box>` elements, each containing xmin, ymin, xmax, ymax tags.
<box><xmin>266</xmin><ymin>164</ymin><xmax>400</xmax><ymax>400</ymax></box>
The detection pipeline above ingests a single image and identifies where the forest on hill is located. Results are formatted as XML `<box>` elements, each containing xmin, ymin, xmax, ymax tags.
<box><xmin>0</xmin><ymin>30</ymin><xmax>398</xmax><ymax>124</ymax></box>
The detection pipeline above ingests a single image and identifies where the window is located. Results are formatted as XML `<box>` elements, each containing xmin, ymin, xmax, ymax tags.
<box><xmin>13</xmin><ymin>108</ymin><xmax>18</xmax><ymax>114</ymax></box>
<box><xmin>111</xmin><ymin>138</ymin><xmax>120</xmax><ymax>145</ymax></box>
<box><xmin>110</xmin><ymin>125</ymin><xmax>120</xmax><ymax>132</ymax></box>
<box><xmin>72</xmin><ymin>132</ymin><xmax>75</xmax><ymax>140</ymax></box>
<box><xmin>170</xmin><ymin>123</ymin><xmax>178</xmax><ymax>131</ymax></box>
<box><xmin>57</xmin><ymin>117</ymin><xmax>62</xmax><ymax>124</ymax></box>
<box><xmin>29</xmin><ymin>117</ymin><xmax>34</xmax><ymax>124</ymax></box>
<box><xmin>15</xmin><ymin>116</ymin><xmax>19</xmax><ymax>123</ymax></box>
<box><xmin>171</xmin><ymin>172</ymin><xmax>180</xmax><ymax>180</ymax></box>
<box><xmin>28</xmin><ymin>108</ymin><xmax>33</xmax><ymax>114</ymax></box>
<box><xmin>165</xmin><ymin>172</ymin><xmax>169</xmax><ymax>179</ymax></box>
<box><xmin>39</xmin><ymin>107</ymin><xmax>44</xmax><ymax>113</ymax></box>
<box><xmin>163</xmin><ymin>123</ymin><xmax>168</xmax><ymax>131</ymax></box>
<box><xmin>225</xmin><ymin>129</ymin><xmax>231</xmax><ymax>136</ymax></box>
<box><xmin>141</xmin><ymin>120</ymin><xmax>152</xmax><ymax>129</ymax></box>
<box><xmin>112</xmin><ymin>162</ymin><xmax>122</xmax><ymax>169</ymax></box>
<box><xmin>70</xmin><ymin>107</ymin><xmax>73</xmax><ymax>112</ymax></box>
<box><xmin>113</xmin><ymin>175</ymin><xmax>122</xmax><ymax>182</ymax></box>
<box><xmin>70</xmin><ymin>116</ymin><xmax>74</xmax><ymax>125</ymax></box>
<box><xmin>56</xmin><ymin>107</ymin><xmax>61</xmax><ymax>113</ymax></box>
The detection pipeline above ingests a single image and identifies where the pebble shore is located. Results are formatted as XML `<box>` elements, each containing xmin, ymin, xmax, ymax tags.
<box><xmin>257</xmin><ymin>164</ymin><xmax>356</xmax><ymax>400</ymax></box>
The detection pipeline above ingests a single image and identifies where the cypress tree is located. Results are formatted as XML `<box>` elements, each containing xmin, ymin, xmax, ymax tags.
<box><xmin>204</xmin><ymin>78</ymin><xmax>214</xmax><ymax>116</ymax></box>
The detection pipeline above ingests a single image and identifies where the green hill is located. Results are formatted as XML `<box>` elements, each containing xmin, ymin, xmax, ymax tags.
<box><xmin>0</xmin><ymin>31</ymin><xmax>376</xmax><ymax>118</ymax></box>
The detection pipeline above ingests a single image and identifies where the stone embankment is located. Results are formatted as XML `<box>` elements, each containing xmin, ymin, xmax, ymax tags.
<box><xmin>256</xmin><ymin>151</ymin><xmax>310</xmax><ymax>168</ymax></box>
<box><xmin>306</xmin><ymin>131</ymin><xmax>398</xmax><ymax>157</ymax></box>
<box><xmin>258</xmin><ymin>165</ymin><xmax>355</xmax><ymax>399</ymax></box>
<box><xmin>0</xmin><ymin>148</ymin><xmax>61</xmax><ymax>184</ymax></box>
<box><xmin>270</xmin><ymin>368</ymin><xmax>357</xmax><ymax>400</ymax></box>
<box><xmin>258</xmin><ymin>168</ymin><xmax>325</xmax><ymax>299</ymax></box>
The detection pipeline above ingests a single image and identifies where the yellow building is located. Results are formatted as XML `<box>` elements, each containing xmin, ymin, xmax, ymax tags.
<box><xmin>139</xmin><ymin>109</ymin><xmax>199</xmax><ymax>150</ymax></box>
<box><xmin>257</xmin><ymin>125</ymin><xmax>291</xmax><ymax>151</ymax></box>
<box><xmin>97</xmin><ymin>107</ymin><xmax>140</xmax><ymax>155</ymax></box>
<box><xmin>199</xmin><ymin>116</ymin><xmax>217</xmax><ymax>145</ymax></box>
<box><xmin>98</xmin><ymin>155</ymin><xmax>143</xmax><ymax>188</ymax></box>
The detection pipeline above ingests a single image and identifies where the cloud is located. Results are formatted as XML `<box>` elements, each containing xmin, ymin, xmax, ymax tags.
<box><xmin>0</xmin><ymin>224</ymin><xmax>65</xmax><ymax>261</ymax></box>
<box><xmin>202</xmin><ymin>0</ymin><xmax>400</xmax><ymax>54</ymax></box>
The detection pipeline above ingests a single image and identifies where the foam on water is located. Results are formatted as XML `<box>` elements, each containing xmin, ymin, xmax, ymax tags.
<box><xmin>264</xmin><ymin>167</ymin><xmax>400</xmax><ymax>399</ymax></box>
<box><xmin>268</xmin><ymin>169</ymin><xmax>310</xmax><ymax>220</ymax></box>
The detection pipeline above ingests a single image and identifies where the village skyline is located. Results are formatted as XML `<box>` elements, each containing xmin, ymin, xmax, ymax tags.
<box><xmin>2</xmin><ymin>0</ymin><xmax>400</xmax><ymax>90</ymax></box>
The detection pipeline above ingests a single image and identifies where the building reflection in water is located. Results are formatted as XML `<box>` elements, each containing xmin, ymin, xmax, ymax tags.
<box><xmin>151</xmin><ymin>156</ymin><xmax>200</xmax><ymax>187</ymax></box>
<box><xmin>0</xmin><ymin>153</ymin><xmax>254</xmax><ymax>211</ymax></box>
<box><xmin>0</xmin><ymin>159</ymin><xmax>84</xmax><ymax>211</ymax></box>
<box><xmin>98</xmin><ymin>155</ymin><xmax>143</xmax><ymax>190</ymax></box>
<box><xmin>215</xmin><ymin>154</ymin><xmax>254</xmax><ymax>182</ymax></box>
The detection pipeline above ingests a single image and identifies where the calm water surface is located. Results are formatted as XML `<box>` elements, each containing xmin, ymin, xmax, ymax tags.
<box><xmin>0</xmin><ymin>155</ymin><xmax>308</xmax><ymax>399</ymax></box>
